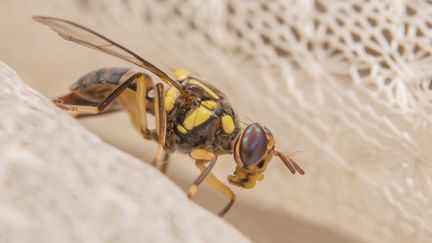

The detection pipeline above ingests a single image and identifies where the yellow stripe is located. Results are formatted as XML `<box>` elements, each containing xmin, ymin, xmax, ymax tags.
<box><xmin>173</xmin><ymin>69</ymin><xmax>190</xmax><ymax>81</ymax></box>
<box><xmin>183</xmin><ymin>106</ymin><xmax>212</xmax><ymax>130</ymax></box>
<box><xmin>165</xmin><ymin>87</ymin><xmax>179</xmax><ymax>112</ymax></box>
<box><xmin>201</xmin><ymin>100</ymin><xmax>217</xmax><ymax>110</ymax></box>
<box><xmin>221</xmin><ymin>115</ymin><xmax>235</xmax><ymax>134</ymax></box>
<box><xmin>188</xmin><ymin>79</ymin><xmax>220</xmax><ymax>99</ymax></box>
<box><xmin>177</xmin><ymin>125</ymin><xmax>187</xmax><ymax>134</ymax></box>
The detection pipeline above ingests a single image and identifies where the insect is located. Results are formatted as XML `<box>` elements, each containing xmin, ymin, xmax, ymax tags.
<box><xmin>33</xmin><ymin>16</ymin><xmax>305</xmax><ymax>217</ymax></box>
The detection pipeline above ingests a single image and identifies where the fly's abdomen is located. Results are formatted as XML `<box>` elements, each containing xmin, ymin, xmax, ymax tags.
<box><xmin>70</xmin><ymin>67</ymin><xmax>133</xmax><ymax>103</ymax></box>
<box><xmin>54</xmin><ymin>67</ymin><xmax>151</xmax><ymax>117</ymax></box>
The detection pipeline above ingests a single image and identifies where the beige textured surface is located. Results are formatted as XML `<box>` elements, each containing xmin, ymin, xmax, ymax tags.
<box><xmin>0</xmin><ymin>61</ymin><xmax>252</xmax><ymax>243</ymax></box>
<box><xmin>2</xmin><ymin>1</ymin><xmax>431</xmax><ymax>243</ymax></box>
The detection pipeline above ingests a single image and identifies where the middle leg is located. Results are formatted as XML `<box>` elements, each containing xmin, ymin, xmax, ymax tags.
<box><xmin>148</xmin><ymin>83</ymin><xmax>167</xmax><ymax>167</ymax></box>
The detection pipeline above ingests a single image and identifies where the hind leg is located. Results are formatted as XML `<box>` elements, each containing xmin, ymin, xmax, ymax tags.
<box><xmin>56</xmin><ymin>71</ymin><xmax>170</xmax><ymax>172</ymax></box>
<box><xmin>54</xmin><ymin>72</ymin><xmax>154</xmax><ymax>137</ymax></box>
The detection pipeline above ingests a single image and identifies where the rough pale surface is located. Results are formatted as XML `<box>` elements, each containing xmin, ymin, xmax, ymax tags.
<box><xmin>0</xmin><ymin>62</ymin><xmax>251</xmax><ymax>243</ymax></box>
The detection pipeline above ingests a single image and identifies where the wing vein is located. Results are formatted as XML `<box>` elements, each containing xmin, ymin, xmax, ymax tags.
<box><xmin>33</xmin><ymin>15</ymin><xmax>186</xmax><ymax>93</ymax></box>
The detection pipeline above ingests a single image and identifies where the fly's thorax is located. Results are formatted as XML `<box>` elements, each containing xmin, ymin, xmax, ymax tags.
<box><xmin>172</xmin><ymin>68</ymin><xmax>228</xmax><ymax>100</ymax></box>
<box><xmin>164</xmin><ymin>69</ymin><xmax>241</xmax><ymax>153</ymax></box>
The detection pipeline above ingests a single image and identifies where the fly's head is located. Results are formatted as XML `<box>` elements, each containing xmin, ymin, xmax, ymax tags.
<box><xmin>228</xmin><ymin>123</ymin><xmax>304</xmax><ymax>189</ymax></box>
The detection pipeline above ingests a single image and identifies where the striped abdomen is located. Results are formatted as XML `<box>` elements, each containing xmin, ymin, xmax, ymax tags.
<box><xmin>54</xmin><ymin>67</ymin><xmax>154</xmax><ymax>117</ymax></box>
<box><xmin>70</xmin><ymin>67</ymin><xmax>135</xmax><ymax>103</ymax></box>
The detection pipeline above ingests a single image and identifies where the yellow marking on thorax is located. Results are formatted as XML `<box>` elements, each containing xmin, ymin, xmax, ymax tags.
<box><xmin>176</xmin><ymin>124</ymin><xmax>188</xmax><ymax>134</ymax></box>
<box><xmin>221</xmin><ymin>115</ymin><xmax>235</xmax><ymax>134</ymax></box>
<box><xmin>183</xmin><ymin>105</ymin><xmax>212</xmax><ymax>130</ymax></box>
<box><xmin>165</xmin><ymin>87</ymin><xmax>179</xmax><ymax>112</ymax></box>
<box><xmin>173</xmin><ymin>69</ymin><xmax>191</xmax><ymax>81</ymax></box>
<box><xmin>188</xmin><ymin>79</ymin><xmax>220</xmax><ymax>100</ymax></box>
<box><xmin>191</xmin><ymin>149</ymin><xmax>216</xmax><ymax>161</ymax></box>
<box><xmin>201</xmin><ymin>100</ymin><xmax>217</xmax><ymax>110</ymax></box>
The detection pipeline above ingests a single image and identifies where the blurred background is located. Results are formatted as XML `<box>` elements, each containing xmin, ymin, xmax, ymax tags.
<box><xmin>2</xmin><ymin>1</ymin><xmax>432</xmax><ymax>243</ymax></box>
<box><xmin>1</xmin><ymin>2</ymin><xmax>349</xmax><ymax>243</ymax></box>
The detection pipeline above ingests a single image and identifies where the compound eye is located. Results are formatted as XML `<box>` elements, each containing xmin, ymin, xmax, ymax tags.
<box><xmin>239</xmin><ymin>124</ymin><xmax>268</xmax><ymax>167</ymax></box>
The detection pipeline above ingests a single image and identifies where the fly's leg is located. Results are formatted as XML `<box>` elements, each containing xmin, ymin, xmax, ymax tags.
<box><xmin>195</xmin><ymin>160</ymin><xmax>236</xmax><ymax>217</ymax></box>
<box><xmin>149</xmin><ymin>83</ymin><xmax>167</xmax><ymax>167</ymax></box>
<box><xmin>134</xmin><ymin>72</ymin><xmax>153</xmax><ymax>139</ymax></box>
<box><xmin>187</xmin><ymin>149</ymin><xmax>236</xmax><ymax>217</ymax></box>
<box><xmin>159</xmin><ymin>152</ymin><xmax>171</xmax><ymax>174</ymax></box>
<box><xmin>54</xmin><ymin>72</ymin><xmax>154</xmax><ymax>138</ymax></box>
<box><xmin>187</xmin><ymin>154</ymin><xmax>217</xmax><ymax>199</ymax></box>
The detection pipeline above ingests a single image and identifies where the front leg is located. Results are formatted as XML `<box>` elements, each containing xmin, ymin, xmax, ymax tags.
<box><xmin>188</xmin><ymin>149</ymin><xmax>236</xmax><ymax>217</ymax></box>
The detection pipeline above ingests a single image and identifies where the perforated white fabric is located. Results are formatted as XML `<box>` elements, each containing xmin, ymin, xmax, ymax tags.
<box><xmin>3</xmin><ymin>0</ymin><xmax>432</xmax><ymax>242</ymax></box>
<box><xmin>93</xmin><ymin>1</ymin><xmax>431</xmax><ymax>243</ymax></box>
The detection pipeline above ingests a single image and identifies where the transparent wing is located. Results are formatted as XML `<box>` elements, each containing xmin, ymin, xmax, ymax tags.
<box><xmin>33</xmin><ymin>15</ymin><xmax>185</xmax><ymax>93</ymax></box>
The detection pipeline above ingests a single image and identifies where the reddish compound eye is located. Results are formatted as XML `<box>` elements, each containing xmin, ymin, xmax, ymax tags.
<box><xmin>239</xmin><ymin>123</ymin><xmax>268</xmax><ymax>167</ymax></box>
